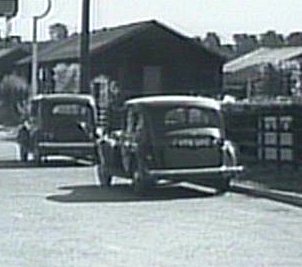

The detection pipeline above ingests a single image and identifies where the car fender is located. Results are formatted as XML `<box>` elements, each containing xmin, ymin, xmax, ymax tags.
<box><xmin>222</xmin><ymin>140</ymin><xmax>238</xmax><ymax>166</ymax></box>
<box><xmin>97</xmin><ymin>138</ymin><xmax>114</xmax><ymax>171</ymax></box>
<box><xmin>98</xmin><ymin>133</ymin><xmax>125</xmax><ymax>173</ymax></box>
<box><xmin>121</xmin><ymin>141</ymin><xmax>132</xmax><ymax>174</ymax></box>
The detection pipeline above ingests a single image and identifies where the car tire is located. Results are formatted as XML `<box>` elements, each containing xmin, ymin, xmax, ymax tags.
<box><xmin>33</xmin><ymin>146</ymin><xmax>42</xmax><ymax>165</ymax></box>
<box><xmin>97</xmin><ymin>150</ymin><xmax>112</xmax><ymax>187</ymax></box>
<box><xmin>215</xmin><ymin>176</ymin><xmax>231</xmax><ymax>194</ymax></box>
<box><xmin>132</xmin><ymin>162</ymin><xmax>153</xmax><ymax>195</ymax></box>
<box><xmin>20</xmin><ymin>144</ymin><xmax>28</xmax><ymax>162</ymax></box>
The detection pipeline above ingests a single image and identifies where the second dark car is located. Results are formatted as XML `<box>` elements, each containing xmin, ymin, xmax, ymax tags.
<box><xmin>17</xmin><ymin>94</ymin><xmax>98</xmax><ymax>164</ymax></box>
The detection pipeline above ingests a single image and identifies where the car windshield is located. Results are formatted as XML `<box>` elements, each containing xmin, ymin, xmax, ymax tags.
<box><xmin>148</xmin><ymin>105</ymin><xmax>221</xmax><ymax>132</ymax></box>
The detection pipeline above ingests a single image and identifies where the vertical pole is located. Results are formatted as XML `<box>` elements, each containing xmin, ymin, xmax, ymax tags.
<box><xmin>80</xmin><ymin>0</ymin><xmax>90</xmax><ymax>94</ymax></box>
<box><xmin>31</xmin><ymin>0</ymin><xmax>52</xmax><ymax>98</ymax></box>
<box><xmin>32</xmin><ymin>16</ymin><xmax>38</xmax><ymax>97</ymax></box>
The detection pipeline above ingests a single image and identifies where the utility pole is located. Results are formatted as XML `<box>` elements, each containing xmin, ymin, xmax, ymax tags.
<box><xmin>79</xmin><ymin>0</ymin><xmax>90</xmax><ymax>94</ymax></box>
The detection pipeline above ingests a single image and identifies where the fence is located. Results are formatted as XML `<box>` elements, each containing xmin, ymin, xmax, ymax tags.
<box><xmin>223</xmin><ymin>101</ymin><xmax>302</xmax><ymax>168</ymax></box>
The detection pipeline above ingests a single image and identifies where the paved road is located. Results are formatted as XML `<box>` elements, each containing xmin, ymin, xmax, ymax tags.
<box><xmin>0</xmin><ymin>141</ymin><xmax>302</xmax><ymax>267</ymax></box>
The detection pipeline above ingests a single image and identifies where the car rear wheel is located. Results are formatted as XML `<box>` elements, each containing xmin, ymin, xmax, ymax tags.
<box><xmin>215</xmin><ymin>176</ymin><xmax>231</xmax><ymax>194</ymax></box>
<box><xmin>132</xmin><ymin>163</ymin><xmax>153</xmax><ymax>195</ymax></box>
<box><xmin>33</xmin><ymin>146</ymin><xmax>42</xmax><ymax>165</ymax></box>
<box><xmin>97</xmin><ymin>151</ymin><xmax>112</xmax><ymax>187</ymax></box>
<box><xmin>20</xmin><ymin>144</ymin><xmax>28</xmax><ymax>162</ymax></box>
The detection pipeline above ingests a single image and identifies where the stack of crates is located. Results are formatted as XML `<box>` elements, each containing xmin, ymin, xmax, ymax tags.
<box><xmin>223</xmin><ymin>101</ymin><xmax>302</xmax><ymax>167</ymax></box>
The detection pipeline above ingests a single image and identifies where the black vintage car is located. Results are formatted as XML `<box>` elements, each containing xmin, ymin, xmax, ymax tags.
<box><xmin>17</xmin><ymin>94</ymin><xmax>98</xmax><ymax>163</ymax></box>
<box><xmin>97</xmin><ymin>95</ymin><xmax>244</xmax><ymax>194</ymax></box>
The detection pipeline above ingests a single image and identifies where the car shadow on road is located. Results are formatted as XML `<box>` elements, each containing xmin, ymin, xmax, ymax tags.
<box><xmin>46</xmin><ymin>183</ymin><xmax>217</xmax><ymax>203</ymax></box>
<box><xmin>0</xmin><ymin>159</ymin><xmax>91</xmax><ymax>169</ymax></box>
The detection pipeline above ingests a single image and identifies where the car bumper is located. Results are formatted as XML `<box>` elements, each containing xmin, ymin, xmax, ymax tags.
<box><xmin>148</xmin><ymin>165</ymin><xmax>244</xmax><ymax>179</ymax></box>
<box><xmin>37</xmin><ymin>142</ymin><xmax>97</xmax><ymax>157</ymax></box>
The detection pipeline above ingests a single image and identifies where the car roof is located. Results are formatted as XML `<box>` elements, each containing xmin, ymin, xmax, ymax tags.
<box><xmin>125</xmin><ymin>95</ymin><xmax>221</xmax><ymax>110</ymax></box>
<box><xmin>31</xmin><ymin>93</ymin><xmax>95</xmax><ymax>105</ymax></box>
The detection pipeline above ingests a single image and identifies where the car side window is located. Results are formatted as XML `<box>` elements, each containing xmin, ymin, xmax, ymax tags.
<box><xmin>125</xmin><ymin>108</ymin><xmax>143</xmax><ymax>134</ymax></box>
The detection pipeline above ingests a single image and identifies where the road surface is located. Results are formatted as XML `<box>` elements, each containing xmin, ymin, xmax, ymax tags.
<box><xmin>0</xmin><ymin>140</ymin><xmax>301</xmax><ymax>267</ymax></box>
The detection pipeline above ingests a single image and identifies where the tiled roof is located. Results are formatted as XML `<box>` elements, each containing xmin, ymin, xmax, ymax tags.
<box><xmin>0</xmin><ymin>46</ymin><xmax>29</xmax><ymax>65</ymax></box>
<box><xmin>18</xmin><ymin>21</ymin><xmax>150</xmax><ymax>64</ymax></box>
<box><xmin>224</xmin><ymin>46</ymin><xmax>302</xmax><ymax>73</ymax></box>
<box><xmin>0</xmin><ymin>47</ymin><xmax>17</xmax><ymax>58</ymax></box>
<box><xmin>18</xmin><ymin>20</ymin><xmax>224</xmax><ymax>65</ymax></box>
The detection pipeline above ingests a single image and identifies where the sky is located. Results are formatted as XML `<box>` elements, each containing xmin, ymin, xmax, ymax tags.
<box><xmin>1</xmin><ymin>0</ymin><xmax>302</xmax><ymax>44</ymax></box>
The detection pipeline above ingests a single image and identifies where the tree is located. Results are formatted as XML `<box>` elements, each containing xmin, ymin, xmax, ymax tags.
<box><xmin>259</xmin><ymin>31</ymin><xmax>285</xmax><ymax>47</ymax></box>
<box><xmin>49</xmin><ymin>23</ymin><xmax>68</xmax><ymax>41</ymax></box>
<box><xmin>203</xmin><ymin>32</ymin><xmax>221</xmax><ymax>49</ymax></box>
<box><xmin>52</xmin><ymin>63</ymin><xmax>80</xmax><ymax>93</ymax></box>
<box><xmin>233</xmin><ymin>34</ymin><xmax>259</xmax><ymax>55</ymax></box>
<box><xmin>0</xmin><ymin>74</ymin><xmax>28</xmax><ymax>125</ymax></box>
<box><xmin>286</xmin><ymin>32</ymin><xmax>302</xmax><ymax>46</ymax></box>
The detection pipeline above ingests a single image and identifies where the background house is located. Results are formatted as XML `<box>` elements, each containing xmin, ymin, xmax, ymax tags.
<box><xmin>223</xmin><ymin>47</ymin><xmax>302</xmax><ymax>99</ymax></box>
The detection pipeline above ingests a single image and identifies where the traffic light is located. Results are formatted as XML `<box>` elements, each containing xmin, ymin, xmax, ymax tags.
<box><xmin>0</xmin><ymin>0</ymin><xmax>18</xmax><ymax>17</ymax></box>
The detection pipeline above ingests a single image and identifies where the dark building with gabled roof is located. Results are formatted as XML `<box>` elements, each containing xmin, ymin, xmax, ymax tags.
<box><xmin>18</xmin><ymin>20</ymin><xmax>225</xmax><ymax>99</ymax></box>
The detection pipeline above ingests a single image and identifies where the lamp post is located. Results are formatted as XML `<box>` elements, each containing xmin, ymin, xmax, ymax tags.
<box><xmin>31</xmin><ymin>0</ymin><xmax>52</xmax><ymax>97</ymax></box>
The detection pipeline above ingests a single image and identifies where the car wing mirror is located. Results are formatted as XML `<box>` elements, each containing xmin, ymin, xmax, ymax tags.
<box><xmin>78</xmin><ymin>121</ymin><xmax>87</xmax><ymax>129</ymax></box>
<box><xmin>95</xmin><ymin>127</ymin><xmax>104</xmax><ymax>139</ymax></box>
<box><xmin>78</xmin><ymin>121</ymin><xmax>91</xmax><ymax>136</ymax></box>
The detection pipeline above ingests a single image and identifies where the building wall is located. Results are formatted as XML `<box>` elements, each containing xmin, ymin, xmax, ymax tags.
<box><xmin>90</xmin><ymin>26</ymin><xmax>223</xmax><ymax>101</ymax></box>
